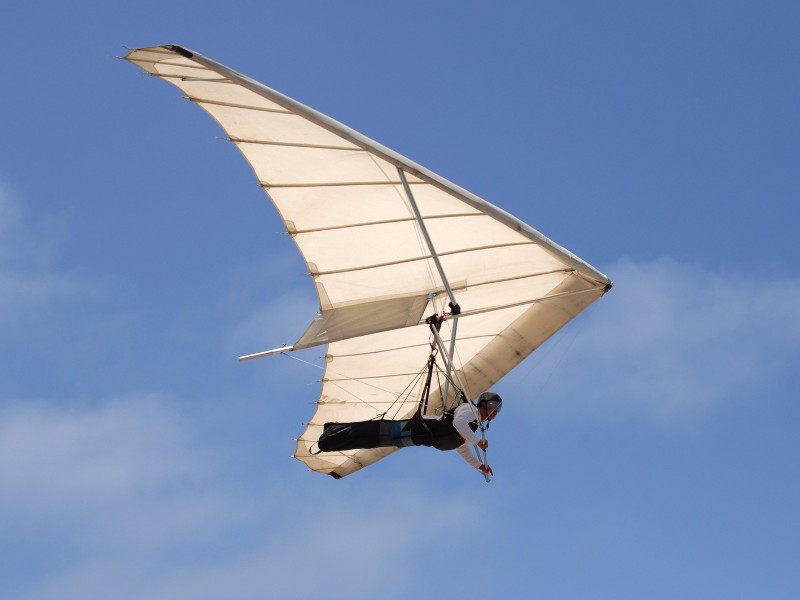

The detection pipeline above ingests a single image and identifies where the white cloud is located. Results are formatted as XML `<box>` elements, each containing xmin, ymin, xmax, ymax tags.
<box><xmin>0</xmin><ymin>180</ymin><xmax>55</xmax><ymax>269</ymax></box>
<box><xmin>0</xmin><ymin>182</ymin><xmax>98</xmax><ymax>328</ymax></box>
<box><xmin>0</xmin><ymin>271</ymin><xmax>95</xmax><ymax>316</ymax></box>
<box><xmin>227</xmin><ymin>255</ymin><xmax>800</xmax><ymax>429</ymax></box>
<box><xmin>0</xmin><ymin>396</ymin><xmax>479</xmax><ymax>600</ymax></box>
<box><xmin>515</xmin><ymin>257</ymin><xmax>800</xmax><ymax>423</ymax></box>
<box><xmin>0</xmin><ymin>395</ymin><xmax>218</xmax><ymax>532</ymax></box>
<box><xmin>139</xmin><ymin>485</ymin><xmax>476</xmax><ymax>600</ymax></box>
<box><xmin>227</xmin><ymin>290</ymin><xmax>319</xmax><ymax>355</ymax></box>
<box><xmin>0</xmin><ymin>180</ymin><xmax>22</xmax><ymax>231</ymax></box>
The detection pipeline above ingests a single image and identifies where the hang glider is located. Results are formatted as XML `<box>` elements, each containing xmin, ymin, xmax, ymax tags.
<box><xmin>124</xmin><ymin>44</ymin><xmax>612</xmax><ymax>479</ymax></box>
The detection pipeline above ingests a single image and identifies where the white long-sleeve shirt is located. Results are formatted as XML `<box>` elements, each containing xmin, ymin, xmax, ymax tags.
<box><xmin>423</xmin><ymin>403</ymin><xmax>484</xmax><ymax>470</ymax></box>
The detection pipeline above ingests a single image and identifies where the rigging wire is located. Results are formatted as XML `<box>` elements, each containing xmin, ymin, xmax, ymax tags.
<box><xmin>281</xmin><ymin>348</ymin><xmax>430</xmax><ymax>418</ymax></box>
<box><xmin>384</xmin><ymin>363</ymin><xmax>429</xmax><ymax>421</ymax></box>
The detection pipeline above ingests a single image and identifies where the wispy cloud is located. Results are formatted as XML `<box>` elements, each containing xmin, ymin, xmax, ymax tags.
<box><xmin>227</xmin><ymin>289</ymin><xmax>320</xmax><ymax>355</ymax></box>
<box><xmin>1</xmin><ymin>396</ymin><xmax>478</xmax><ymax>600</ymax></box>
<box><xmin>0</xmin><ymin>395</ymin><xmax>218</xmax><ymax>530</ymax></box>
<box><xmin>227</xmin><ymin>255</ymin><xmax>800</xmax><ymax>428</ymax></box>
<box><xmin>516</xmin><ymin>257</ymin><xmax>800</xmax><ymax>423</ymax></box>
<box><xmin>0</xmin><ymin>182</ymin><xmax>98</xmax><ymax>331</ymax></box>
<box><xmin>0</xmin><ymin>395</ymin><xmax>252</xmax><ymax>598</ymax></box>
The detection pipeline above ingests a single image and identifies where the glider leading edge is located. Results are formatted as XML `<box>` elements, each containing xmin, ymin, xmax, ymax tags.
<box><xmin>124</xmin><ymin>44</ymin><xmax>612</xmax><ymax>480</ymax></box>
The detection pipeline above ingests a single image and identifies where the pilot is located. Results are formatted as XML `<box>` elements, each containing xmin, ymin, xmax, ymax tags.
<box><xmin>317</xmin><ymin>392</ymin><xmax>502</xmax><ymax>477</ymax></box>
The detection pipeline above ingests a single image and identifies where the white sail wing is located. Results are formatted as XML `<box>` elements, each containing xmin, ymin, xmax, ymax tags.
<box><xmin>125</xmin><ymin>45</ymin><xmax>611</xmax><ymax>478</ymax></box>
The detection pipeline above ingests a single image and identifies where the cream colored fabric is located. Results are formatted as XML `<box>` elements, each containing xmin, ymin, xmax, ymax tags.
<box><xmin>126</xmin><ymin>45</ymin><xmax>611</xmax><ymax>478</ymax></box>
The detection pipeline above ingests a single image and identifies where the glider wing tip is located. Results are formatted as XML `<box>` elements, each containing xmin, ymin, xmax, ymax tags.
<box><xmin>165</xmin><ymin>44</ymin><xmax>193</xmax><ymax>58</ymax></box>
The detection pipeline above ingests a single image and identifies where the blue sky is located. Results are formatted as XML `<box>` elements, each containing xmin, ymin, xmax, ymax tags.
<box><xmin>1</xmin><ymin>1</ymin><xmax>799</xmax><ymax>598</ymax></box>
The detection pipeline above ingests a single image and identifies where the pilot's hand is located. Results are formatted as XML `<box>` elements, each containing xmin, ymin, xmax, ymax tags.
<box><xmin>477</xmin><ymin>439</ymin><xmax>489</xmax><ymax>451</ymax></box>
<box><xmin>479</xmin><ymin>464</ymin><xmax>494</xmax><ymax>477</ymax></box>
